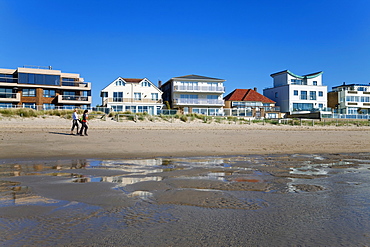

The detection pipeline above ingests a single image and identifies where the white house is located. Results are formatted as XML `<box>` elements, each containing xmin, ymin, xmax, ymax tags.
<box><xmin>100</xmin><ymin>77</ymin><xmax>163</xmax><ymax>115</ymax></box>
<box><xmin>328</xmin><ymin>83</ymin><xmax>370</xmax><ymax>115</ymax></box>
<box><xmin>263</xmin><ymin>70</ymin><xmax>328</xmax><ymax>113</ymax></box>
<box><xmin>160</xmin><ymin>74</ymin><xmax>225</xmax><ymax>116</ymax></box>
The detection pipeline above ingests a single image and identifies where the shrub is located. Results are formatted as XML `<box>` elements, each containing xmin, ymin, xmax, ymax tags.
<box><xmin>180</xmin><ymin>115</ymin><xmax>188</xmax><ymax>122</ymax></box>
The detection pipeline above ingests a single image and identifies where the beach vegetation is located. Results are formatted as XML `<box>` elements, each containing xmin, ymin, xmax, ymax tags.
<box><xmin>180</xmin><ymin>115</ymin><xmax>188</xmax><ymax>122</ymax></box>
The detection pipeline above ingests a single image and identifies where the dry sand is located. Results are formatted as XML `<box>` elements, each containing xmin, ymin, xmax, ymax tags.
<box><xmin>0</xmin><ymin>116</ymin><xmax>369</xmax><ymax>160</ymax></box>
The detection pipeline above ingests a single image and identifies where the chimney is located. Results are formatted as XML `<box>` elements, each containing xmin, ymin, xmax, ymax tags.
<box><xmin>253</xmin><ymin>87</ymin><xmax>257</xmax><ymax>92</ymax></box>
<box><xmin>158</xmin><ymin>80</ymin><xmax>162</xmax><ymax>88</ymax></box>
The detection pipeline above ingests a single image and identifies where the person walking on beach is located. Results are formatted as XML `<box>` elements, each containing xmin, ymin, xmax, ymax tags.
<box><xmin>79</xmin><ymin>110</ymin><xmax>89</xmax><ymax>136</ymax></box>
<box><xmin>70</xmin><ymin>109</ymin><xmax>79</xmax><ymax>135</ymax></box>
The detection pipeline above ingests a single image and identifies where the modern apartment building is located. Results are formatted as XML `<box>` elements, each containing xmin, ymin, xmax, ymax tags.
<box><xmin>160</xmin><ymin>74</ymin><xmax>225</xmax><ymax>115</ymax></box>
<box><xmin>224</xmin><ymin>88</ymin><xmax>283</xmax><ymax>118</ymax></box>
<box><xmin>328</xmin><ymin>83</ymin><xmax>370</xmax><ymax>114</ymax></box>
<box><xmin>0</xmin><ymin>66</ymin><xmax>91</xmax><ymax>110</ymax></box>
<box><xmin>263</xmin><ymin>70</ymin><xmax>328</xmax><ymax>113</ymax></box>
<box><xmin>100</xmin><ymin>77</ymin><xmax>163</xmax><ymax>115</ymax></box>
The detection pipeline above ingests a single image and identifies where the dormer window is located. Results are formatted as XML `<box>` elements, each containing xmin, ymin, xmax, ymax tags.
<box><xmin>141</xmin><ymin>80</ymin><xmax>150</xmax><ymax>87</ymax></box>
<box><xmin>116</xmin><ymin>79</ymin><xmax>125</xmax><ymax>86</ymax></box>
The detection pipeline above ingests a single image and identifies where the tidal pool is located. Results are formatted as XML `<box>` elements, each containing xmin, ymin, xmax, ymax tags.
<box><xmin>1</xmin><ymin>153</ymin><xmax>370</xmax><ymax>246</ymax></box>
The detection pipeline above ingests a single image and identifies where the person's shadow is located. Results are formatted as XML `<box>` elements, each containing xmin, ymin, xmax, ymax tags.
<box><xmin>49</xmin><ymin>132</ymin><xmax>74</xmax><ymax>136</ymax></box>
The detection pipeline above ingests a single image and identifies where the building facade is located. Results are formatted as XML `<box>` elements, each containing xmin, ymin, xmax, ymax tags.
<box><xmin>160</xmin><ymin>75</ymin><xmax>225</xmax><ymax>115</ymax></box>
<box><xmin>328</xmin><ymin>83</ymin><xmax>370</xmax><ymax>115</ymax></box>
<box><xmin>224</xmin><ymin>88</ymin><xmax>283</xmax><ymax>118</ymax></box>
<box><xmin>263</xmin><ymin>70</ymin><xmax>328</xmax><ymax>113</ymax></box>
<box><xmin>100</xmin><ymin>77</ymin><xmax>163</xmax><ymax>115</ymax></box>
<box><xmin>0</xmin><ymin>66</ymin><xmax>91</xmax><ymax>110</ymax></box>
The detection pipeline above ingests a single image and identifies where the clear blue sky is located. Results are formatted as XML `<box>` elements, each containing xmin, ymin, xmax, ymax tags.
<box><xmin>1</xmin><ymin>0</ymin><xmax>370</xmax><ymax>106</ymax></box>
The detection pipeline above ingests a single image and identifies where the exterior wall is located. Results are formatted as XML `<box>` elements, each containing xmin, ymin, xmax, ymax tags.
<box><xmin>330</xmin><ymin>84</ymin><xmax>370</xmax><ymax>114</ymax></box>
<box><xmin>0</xmin><ymin>67</ymin><xmax>91</xmax><ymax>109</ymax></box>
<box><xmin>161</xmin><ymin>76</ymin><xmax>225</xmax><ymax>115</ymax></box>
<box><xmin>101</xmin><ymin>78</ymin><xmax>163</xmax><ymax>115</ymax></box>
<box><xmin>265</xmin><ymin>71</ymin><xmax>327</xmax><ymax>113</ymax></box>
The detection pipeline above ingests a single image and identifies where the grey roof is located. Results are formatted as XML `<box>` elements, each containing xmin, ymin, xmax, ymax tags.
<box><xmin>172</xmin><ymin>74</ymin><xmax>225</xmax><ymax>81</ymax></box>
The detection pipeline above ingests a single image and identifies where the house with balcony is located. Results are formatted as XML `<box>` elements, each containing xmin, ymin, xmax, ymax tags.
<box><xmin>160</xmin><ymin>74</ymin><xmax>225</xmax><ymax>115</ymax></box>
<box><xmin>100</xmin><ymin>77</ymin><xmax>163</xmax><ymax>115</ymax></box>
<box><xmin>0</xmin><ymin>66</ymin><xmax>91</xmax><ymax>110</ymax></box>
<box><xmin>263</xmin><ymin>70</ymin><xmax>329</xmax><ymax>117</ymax></box>
<box><xmin>328</xmin><ymin>83</ymin><xmax>370</xmax><ymax>116</ymax></box>
<box><xmin>224</xmin><ymin>88</ymin><xmax>283</xmax><ymax>119</ymax></box>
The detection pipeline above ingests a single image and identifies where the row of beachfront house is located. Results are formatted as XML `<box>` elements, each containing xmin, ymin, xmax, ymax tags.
<box><xmin>1</xmin><ymin>66</ymin><xmax>370</xmax><ymax>119</ymax></box>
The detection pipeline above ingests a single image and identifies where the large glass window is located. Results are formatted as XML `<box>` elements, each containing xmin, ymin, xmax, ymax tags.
<box><xmin>151</xmin><ymin>93</ymin><xmax>158</xmax><ymax>100</ymax></box>
<box><xmin>43</xmin><ymin>89</ymin><xmax>56</xmax><ymax>98</ymax></box>
<box><xmin>134</xmin><ymin>93</ymin><xmax>141</xmax><ymax>100</ymax></box>
<box><xmin>112</xmin><ymin>105</ymin><xmax>123</xmax><ymax>112</ymax></box>
<box><xmin>43</xmin><ymin>103</ymin><xmax>55</xmax><ymax>110</ymax></box>
<box><xmin>23</xmin><ymin>88</ymin><xmax>36</xmax><ymax>97</ymax></box>
<box><xmin>293</xmin><ymin>103</ymin><xmax>313</xmax><ymax>111</ymax></box>
<box><xmin>23</xmin><ymin>103</ymin><xmax>36</xmax><ymax>109</ymax></box>
<box><xmin>300</xmin><ymin>91</ymin><xmax>307</xmax><ymax>100</ymax></box>
<box><xmin>113</xmin><ymin>92</ymin><xmax>123</xmax><ymax>102</ymax></box>
<box><xmin>18</xmin><ymin>73</ymin><xmax>60</xmax><ymax>85</ymax></box>
<box><xmin>309</xmin><ymin>91</ymin><xmax>316</xmax><ymax>100</ymax></box>
<box><xmin>63</xmin><ymin>91</ymin><xmax>76</xmax><ymax>96</ymax></box>
<box><xmin>0</xmin><ymin>88</ymin><xmax>13</xmax><ymax>98</ymax></box>
<box><xmin>0</xmin><ymin>74</ymin><xmax>17</xmax><ymax>83</ymax></box>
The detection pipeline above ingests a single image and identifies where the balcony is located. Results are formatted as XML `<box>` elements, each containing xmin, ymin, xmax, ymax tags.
<box><xmin>61</xmin><ymin>81</ymin><xmax>91</xmax><ymax>90</ymax></box>
<box><xmin>104</xmin><ymin>98</ymin><xmax>163</xmax><ymax>104</ymax></box>
<box><xmin>0</xmin><ymin>93</ymin><xmax>20</xmax><ymax>102</ymax></box>
<box><xmin>0</xmin><ymin>77</ymin><xmax>18</xmax><ymax>84</ymax></box>
<box><xmin>173</xmin><ymin>98</ymin><xmax>224</xmax><ymax>106</ymax></box>
<box><xmin>57</xmin><ymin>95</ymin><xmax>91</xmax><ymax>104</ymax></box>
<box><xmin>173</xmin><ymin>85</ymin><xmax>225</xmax><ymax>93</ymax></box>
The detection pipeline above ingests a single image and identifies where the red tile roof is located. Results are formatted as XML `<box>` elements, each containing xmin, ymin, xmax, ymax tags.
<box><xmin>224</xmin><ymin>89</ymin><xmax>275</xmax><ymax>103</ymax></box>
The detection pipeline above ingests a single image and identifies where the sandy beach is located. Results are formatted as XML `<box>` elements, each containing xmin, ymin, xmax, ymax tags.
<box><xmin>1</xmin><ymin>117</ymin><xmax>370</xmax><ymax>246</ymax></box>
<box><xmin>0</xmin><ymin>116</ymin><xmax>370</xmax><ymax>160</ymax></box>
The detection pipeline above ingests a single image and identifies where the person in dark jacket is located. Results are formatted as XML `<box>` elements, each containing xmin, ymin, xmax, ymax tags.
<box><xmin>79</xmin><ymin>110</ymin><xmax>89</xmax><ymax>136</ymax></box>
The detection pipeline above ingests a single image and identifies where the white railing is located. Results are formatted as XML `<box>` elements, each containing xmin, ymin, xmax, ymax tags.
<box><xmin>174</xmin><ymin>98</ymin><xmax>224</xmax><ymax>105</ymax></box>
<box><xmin>174</xmin><ymin>85</ymin><xmax>225</xmax><ymax>92</ymax></box>
<box><xmin>105</xmin><ymin>97</ymin><xmax>163</xmax><ymax>104</ymax></box>
<box><xmin>57</xmin><ymin>95</ymin><xmax>92</xmax><ymax>104</ymax></box>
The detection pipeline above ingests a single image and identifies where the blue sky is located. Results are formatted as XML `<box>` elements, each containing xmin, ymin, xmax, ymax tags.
<box><xmin>1</xmin><ymin>0</ymin><xmax>370</xmax><ymax>106</ymax></box>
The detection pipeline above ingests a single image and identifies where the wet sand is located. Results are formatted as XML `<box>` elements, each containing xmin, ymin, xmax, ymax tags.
<box><xmin>1</xmin><ymin>117</ymin><xmax>370</xmax><ymax>246</ymax></box>
<box><xmin>0</xmin><ymin>117</ymin><xmax>370</xmax><ymax>160</ymax></box>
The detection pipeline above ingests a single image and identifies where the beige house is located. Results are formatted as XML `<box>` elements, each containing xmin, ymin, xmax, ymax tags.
<box><xmin>0</xmin><ymin>66</ymin><xmax>91</xmax><ymax>110</ymax></box>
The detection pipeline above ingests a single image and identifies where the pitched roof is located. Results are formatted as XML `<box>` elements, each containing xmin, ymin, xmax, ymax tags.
<box><xmin>172</xmin><ymin>74</ymin><xmax>225</xmax><ymax>81</ymax></box>
<box><xmin>121</xmin><ymin>78</ymin><xmax>143</xmax><ymax>83</ymax></box>
<box><xmin>224</xmin><ymin>89</ymin><xmax>275</xmax><ymax>103</ymax></box>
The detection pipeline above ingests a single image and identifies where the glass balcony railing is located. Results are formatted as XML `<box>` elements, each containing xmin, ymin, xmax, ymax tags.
<box><xmin>0</xmin><ymin>77</ymin><xmax>18</xmax><ymax>83</ymax></box>
<box><xmin>174</xmin><ymin>98</ymin><xmax>224</xmax><ymax>105</ymax></box>
<box><xmin>174</xmin><ymin>85</ymin><xmax>225</xmax><ymax>92</ymax></box>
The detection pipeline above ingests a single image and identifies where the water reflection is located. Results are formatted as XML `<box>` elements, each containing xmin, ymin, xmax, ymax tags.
<box><xmin>1</xmin><ymin>154</ymin><xmax>370</xmax><ymax>206</ymax></box>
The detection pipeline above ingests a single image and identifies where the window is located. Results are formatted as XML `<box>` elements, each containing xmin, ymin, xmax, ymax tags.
<box><xmin>318</xmin><ymin>104</ymin><xmax>323</xmax><ymax>109</ymax></box>
<box><xmin>18</xmin><ymin>73</ymin><xmax>60</xmax><ymax>85</ymax></box>
<box><xmin>43</xmin><ymin>103</ymin><xmax>55</xmax><ymax>110</ymax></box>
<box><xmin>358</xmin><ymin>87</ymin><xmax>367</xmax><ymax>92</ymax></box>
<box><xmin>23</xmin><ymin>103</ymin><xmax>36</xmax><ymax>109</ymax></box>
<box><xmin>0</xmin><ymin>88</ymin><xmax>13</xmax><ymax>98</ymax></box>
<box><xmin>43</xmin><ymin>89</ymin><xmax>55</xmax><ymax>98</ymax></box>
<box><xmin>207</xmin><ymin>95</ymin><xmax>218</xmax><ymax>99</ymax></box>
<box><xmin>141</xmin><ymin>80</ymin><xmax>150</xmax><ymax>87</ymax></box>
<box><xmin>310</xmin><ymin>91</ymin><xmax>316</xmax><ymax>100</ymax></box>
<box><xmin>294</xmin><ymin>90</ymin><xmax>298</xmax><ymax>96</ymax></box>
<box><xmin>112</xmin><ymin>105</ymin><xmax>123</xmax><ymax>112</ymax></box>
<box><xmin>63</xmin><ymin>91</ymin><xmax>75</xmax><ymax>96</ymax></box>
<box><xmin>151</xmin><ymin>93</ymin><xmax>158</xmax><ymax>100</ymax></box>
<box><xmin>300</xmin><ymin>91</ymin><xmax>307</xmax><ymax>100</ymax></box>
<box><xmin>275</xmin><ymin>92</ymin><xmax>278</xmax><ymax>98</ymax></box>
<box><xmin>23</xmin><ymin>88</ymin><xmax>36</xmax><ymax>97</ymax></box>
<box><xmin>126</xmin><ymin>106</ymin><xmax>136</xmax><ymax>113</ymax></box>
<box><xmin>134</xmin><ymin>93</ymin><xmax>141</xmax><ymax>100</ymax></box>
<box><xmin>113</xmin><ymin>92</ymin><xmax>123</xmax><ymax>102</ymax></box>
<box><xmin>101</xmin><ymin>92</ymin><xmax>108</xmax><ymax>98</ymax></box>
<box><xmin>293</xmin><ymin>103</ymin><xmax>313</xmax><ymax>111</ymax></box>
<box><xmin>318</xmin><ymin>91</ymin><xmax>323</xmax><ymax>97</ymax></box>
<box><xmin>115</xmin><ymin>79</ymin><xmax>125</xmax><ymax>86</ymax></box>
<box><xmin>313</xmin><ymin>81</ymin><xmax>317</xmax><ymax>86</ymax></box>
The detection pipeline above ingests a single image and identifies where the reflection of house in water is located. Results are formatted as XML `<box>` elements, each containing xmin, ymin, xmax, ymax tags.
<box><xmin>102</xmin><ymin>176</ymin><xmax>162</xmax><ymax>185</ymax></box>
